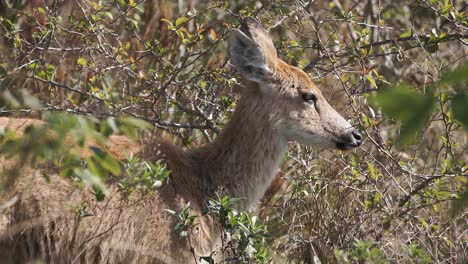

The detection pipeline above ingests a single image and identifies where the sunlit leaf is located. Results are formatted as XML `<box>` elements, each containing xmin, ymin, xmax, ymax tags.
<box><xmin>77</xmin><ymin>57</ymin><xmax>87</xmax><ymax>66</ymax></box>
<box><xmin>160</xmin><ymin>18</ymin><xmax>173</xmax><ymax>26</ymax></box>
<box><xmin>175</xmin><ymin>17</ymin><xmax>189</xmax><ymax>27</ymax></box>
<box><xmin>365</xmin><ymin>74</ymin><xmax>378</xmax><ymax>88</ymax></box>
<box><xmin>400</xmin><ymin>27</ymin><xmax>413</xmax><ymax>38</ymax></box>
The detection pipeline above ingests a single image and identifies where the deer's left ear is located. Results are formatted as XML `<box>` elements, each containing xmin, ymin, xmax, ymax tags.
<box><xmin>228</xmin><ymin>29</ymin><xmax>273</xmax><ymax>83</ymax></box>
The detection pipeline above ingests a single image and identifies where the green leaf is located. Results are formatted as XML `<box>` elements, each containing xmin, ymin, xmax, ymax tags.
<box><xmin>77</xmin><ymin>57</ymin><xmax>87</xmax><ymax>66</ymax></box>
<box><xmin>73</xmin><ymin>168</ymin><xmax>108</xmax><ymax>195</ymax></box>
<box><xmin>365</xmin><ymin>74</ymin><xmax>378</xmax><ymax>88</ymax></box>
<box><xmin>451</xmin><ymin>92</ymin><xmax>468</xmax><ymax>130</ymax></box>
<box><xmin>163</xmin><ymin>209</ymin><xmax>177</xmax><ymax>216</ymax></box>
<box><xmin>160</xmin><ymin>18</ymin><xmax>173</xmax><ymax>26</ymax></box>
<box><xmin>370</xmin><ymin>84</ymin><xmax>435</xmax><ymax>145</ymax></box>
<box><xmin>46</xmin><ymin>64</ymin><xmax>56</xmax><ymax>74</ymax></box>
<box><xmin>374</xmin><ymin>192</ymin><xmax>381</xmax><ymax>203</ymax></box>
<box><xmin>101</xmin><ymin>153</ymin><xmax>122</xmax><ymax>176</ymax></box>
<box><xmin>441</xmin><ymin>0</ymin><xmax>452</xmax><ymax>15</ymax></box>
<box><xmin>120</xmin><ymin>117</ymin><xmax>151</xmax><ymax>130</ymax></box>
<box><xmin>400</xmin><ymin>28</ymin><xmax>413</xmax><ymax>38</ymax></box>
<box><xmin>93</xmin><ymin>187</ymin><xmax>106</xmax><ymax>201</ymax></box>
<box><xmin>367</xmin><ymin>162</ymin><xmax>378</xmax><ymax>180</ymax></box>
<box><xmin>175</xmin><ymin>17</ymin><xmax>189</xmax><ymax>27</ymax></box>
<box><xmin>119</xmin><ymin>117</ymin><xmax>151</xmax><ymax>139</ymax></box>
<box><xmin>86</xmin><ymin>156</ymin><xmax>107</xmax><ymax>178</ymax></box>
<box><xmin>89</xmin><ymin>146</ymin><xmax>122</xmax><ymax>176</ymax></box>
<box><xmin>28</xmin><ymin>62</ymin><xmax>38</xmax><ymax>70</ymax></box>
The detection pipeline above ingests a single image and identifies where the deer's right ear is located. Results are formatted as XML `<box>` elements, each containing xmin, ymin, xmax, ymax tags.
<box><xmin>228</xmin><ymin>29</ymin><xmax>273</xmax><ymax>83</ymax></box>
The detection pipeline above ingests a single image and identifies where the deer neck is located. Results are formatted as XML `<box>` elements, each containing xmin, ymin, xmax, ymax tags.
<box><xmin>192</xmin><ymin>84</ymin><xmax>287</xmax><ymax>210</ymax></box>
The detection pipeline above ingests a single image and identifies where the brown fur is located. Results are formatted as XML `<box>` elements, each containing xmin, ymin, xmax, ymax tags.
<box><xmin>0</xmin><ymin>19</ymin><xmax>361</xmax><ymax>263</ymax></box>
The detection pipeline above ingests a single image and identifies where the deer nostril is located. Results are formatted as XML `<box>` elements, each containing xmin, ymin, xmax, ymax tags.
<box><xmin>352</xmin><ymin>131</ymin><xmax>362</xmax><ymax>142</ymax></box>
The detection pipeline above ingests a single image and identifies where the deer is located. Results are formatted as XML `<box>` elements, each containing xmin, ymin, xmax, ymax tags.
<box><xmin>0</xmin><ymin>18</ymin><xmax>362</xmax><ymax>264</ymax></box>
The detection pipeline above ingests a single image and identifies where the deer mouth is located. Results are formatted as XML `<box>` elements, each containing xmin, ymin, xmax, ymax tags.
<box><xmin>334</xmin><ymin>129</ymin><xmax>362</xmax><ymax>150</ymax></box>
<box><xmin>335</xmin><ymin>140</ymin><xmax>361</xmax><ymax>151</ymax></box>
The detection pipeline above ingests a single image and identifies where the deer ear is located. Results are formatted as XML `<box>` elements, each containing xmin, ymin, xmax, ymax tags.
<box><xmin>228</xmin><ymin>29</ymin><xmax>273</xmax><ymax>83</ymax></box>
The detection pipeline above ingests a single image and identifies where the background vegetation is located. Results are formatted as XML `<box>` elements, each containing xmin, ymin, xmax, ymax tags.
<box><xmin>0</xmin><ymin>0</ymin><xmax>467</xmax><ymax>263</ymax></box>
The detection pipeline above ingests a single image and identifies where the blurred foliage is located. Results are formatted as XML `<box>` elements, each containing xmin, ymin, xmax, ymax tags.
<box><xmin>0</xmin><ymin>0</ymin><xmax>467</xmax><ymax>263</ymax></box>
<box><xmin>0</xmin><ymin>109</ymin><xmax>150</xmax><ymax>195</ymax></box>
<box><xmin>370</xmin><ymin>84</ymin><xmax>436</xmax><ymax>146</ymax></box>
<box><xmin>371</xmin><ymin>62</ymin><xmax>468</xmax><ymax>145</ymax></box>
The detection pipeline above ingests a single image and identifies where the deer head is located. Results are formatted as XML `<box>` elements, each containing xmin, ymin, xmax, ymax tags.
<box><xmin>228</xmin><ymin>18</ymin><xmax>362</xmax><ymax>150</ymax></box>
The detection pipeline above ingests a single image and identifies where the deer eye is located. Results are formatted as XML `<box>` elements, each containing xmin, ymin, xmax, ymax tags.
<box><xmin>301</xmin><ymin>92</ymin><xmax>317</xmax><ymax>104</ymax></box>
